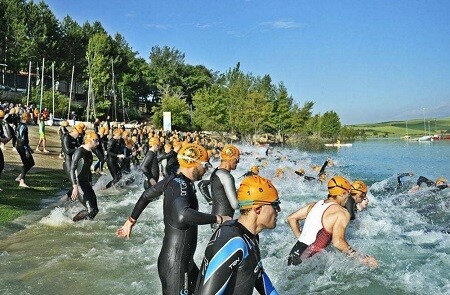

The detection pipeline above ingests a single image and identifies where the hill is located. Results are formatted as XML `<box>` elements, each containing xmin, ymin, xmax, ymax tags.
<box><xmin>348</xmin><ymin>117</ymin><xmax>450</xmax><ymax>138</ymax></box>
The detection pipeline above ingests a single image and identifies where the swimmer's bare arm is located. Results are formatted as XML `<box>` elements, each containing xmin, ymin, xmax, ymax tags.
<box><xmin>331</xmin><ymin>209</ymin><xmax>379</xmax><ymax>268</ymax></box>
<box><xmin>287</xmin><ymin>202</ymin><xmax>315</xmax><ymax>238</ymax></box>
<box><xmin>116</xmin><ymin>217</ymin><xmax>136</xmax><ymax>239</ymax></box>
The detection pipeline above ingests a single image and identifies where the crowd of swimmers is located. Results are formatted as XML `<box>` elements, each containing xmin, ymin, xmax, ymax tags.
<box><xmin>1</xmin><ymin>109</ymin><xmax>449</xmax><ymax>294</ymax></box>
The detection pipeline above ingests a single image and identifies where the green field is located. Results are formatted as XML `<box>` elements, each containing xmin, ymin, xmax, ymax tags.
<box><xmin>349</xmin><ymin>117</ymin><xmax>450</xmax><ymax>138</ymax></box>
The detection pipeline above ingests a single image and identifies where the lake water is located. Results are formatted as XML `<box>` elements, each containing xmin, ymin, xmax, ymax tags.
<box><xmin>0</xmin><ymin>140</ymin><xmax>449</xmax><ymax>295</ymax></box>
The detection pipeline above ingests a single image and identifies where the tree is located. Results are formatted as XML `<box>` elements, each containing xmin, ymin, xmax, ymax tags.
<box><xmin>321</xmin><ymin>111</ymin><xmax>341</xmax><ymax>139</ymax></box>
<box><xmin>151</xmin><ymin>89</ymin><xmax>190</xmax><ymax>130</ymax></box>
<box><xmin>191</xmin><ymin>85</ymin><xmax>227</xmax><ymax>131</ymax></box>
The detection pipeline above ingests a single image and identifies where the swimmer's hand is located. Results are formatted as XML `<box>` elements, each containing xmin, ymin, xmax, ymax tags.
<box><xmin>361</xmin><ymin>255</ymin><xmax>379</xmax><ymax>268</ymax></box>
<box><xmin>217</xmin><ymin>215</ymin><xmax>232</xmax><ymax>224</ymax></box>
<box><xmin>70</xmin><ymin>185</ymin><xmax>79</xmax><ymax>201</ymax></box>
<box><xmin>116</xmin><ymin>218</ymin><xmax>135</xmax><ymax>239</ymax></box>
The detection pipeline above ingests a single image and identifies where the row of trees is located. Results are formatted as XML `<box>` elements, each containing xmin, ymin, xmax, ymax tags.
<box><xmin>0</xmin><ymin>0</ymin><xmax>352</xmax><ymax>141</ymax></box>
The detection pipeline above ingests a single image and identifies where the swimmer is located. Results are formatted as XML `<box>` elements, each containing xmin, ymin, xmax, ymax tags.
<box><xmin>195</xmin><ymin>175</ymin><xmax>280</xmax><ymax>295</ymax></box>
<box><xmin>410</xmin><ymin>176</ymin><xmax>449</xmax><ymax>193</ymax></box>
<box><xmin>344</xmin><ymin>180</ymin><xmax>369</xmax><ymax>220</ymax></box>
<box><xmin>68</xmin><ymin>132</ymin><xmax>100</xmax><ymax>221</ymax></box>
<box><xmin>117</xmin><ymin>143</ymin><xmax>231</xmax><ymax>295</ymax></box>
<box><xmin>15</xmin><ymin>112</ymin><xmax>34</xmax><ymax>188</ymax></box>
<box><xmin>209</xmin><ymin>144</ymin><xmax>240</xmax><ymax>218</ymax></box>
<box><xmin>105</xmin><ymin>128</ymin><xmax>125</xmax><ymax>189</ymax></box>
<box><xmin>287</xmin><ymin>176</ymin><xmax>378</xmax><ymax>268</ymax></box>
<box><xmin>141</xmin><ymin>137</ymin><xmax>160</xmax><ymax>189</ymax></box>
<box><xmin>241</xmin><ymin>165</ymin><xmax>259</xmax><ymax>177</ymax></box>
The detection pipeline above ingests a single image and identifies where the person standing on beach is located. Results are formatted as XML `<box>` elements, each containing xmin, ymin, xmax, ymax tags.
<box><xmin>35</xmin><ymin>114</ymin><xmax>49</xmax><ymax>153</ymax></box>
<box><xmin>117</xmin><ymin>143</ymin><xmax>231</xmax><ymax>295</ymax></box>
<box><xmin>0</xmin><ymin>110</ymin><xmax>12</xmax><ymax>190</ymax></box>
<box><xmin>15</xmin><ymin>112</ymin><xmax>34</xmax><ymax>188</ymax></box>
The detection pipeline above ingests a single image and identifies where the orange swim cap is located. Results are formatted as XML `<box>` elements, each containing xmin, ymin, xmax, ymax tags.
<box><xmin>221</xmin><ymin>145</ymin><xmax>240</xmax><ymax>161</ymax></box>
<box><xmin>177</xmin><ymin>143</ymin><xmax>209</xmax><ymax>168</ymax></box>
<box><xmin>237</xmin><ymin>175</ymin><xmax>279</xmax><ymax>209</ymax></box>
<box><xmin>328</xmin><ymin>176</ymin><xmax>351</xmax><ymax>196</ymax></box>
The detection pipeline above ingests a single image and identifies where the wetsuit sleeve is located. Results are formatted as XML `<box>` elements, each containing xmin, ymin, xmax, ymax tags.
<box><xmin>196</xmin><ymin>236</ymin><xmax>247</xmax><ymax>295</ymax></box>
<box><xmin>93</xmin><ymin>145</ymin><xmax>104</xmax><ymax>162</ymax></box>
<box><xmin>255</xmin><ymin>271</ymin><xmax>279</xmax><ymax>295</ymax></box>
<box><xmin>198</xmin><ymin>180</ymin><xmax>212</xmax><ymax>204</ymax></box>
<box><xmin>70</xmin><ymin>148</ymin><xmax>83</xmax><ymax>185</ymax></box>
<box><xmin>216</xmin><ymin>170</ymin><xmax>239</xmax><ymax>209</ymax></box>
<box><xmin>62</xmin><ymin>134</ymin><xmax>77</xmax><ymax>156</ymax></box>
<box><xmin>141</xmin><ymin>151</ymin><xmax>156</xmax><ymax>179</ymax></box>
<box><xmin>130</xmin><ymin>175</ymin><xmax>172</xmax><ymax>220</ymax></box>
<box><xmin>174</xmin><ymin>195</ymin><xmax>217</xmax><ymax>225</ymax></box>
<box><xmin>157</xmin><ymin>152</ymin><xmax>171</xmax><ymax>162</ymax></box>
<box><xmin>397</xmin><ymin>172</ymin><xmax>411</xmax><ymax>187</ymax></box>
<box><xmin>304</xmin><ymin>175</ymin><xmax>316</xmax><ymax>181</ymax></box>
<box><xmin>318</xmin><ymin>160</ymin><xmax>328</xmax><ymax>176</ymax></box>
<box><xmin>416</xmin><ymin>176</ymin><xmax>435</xmax><ymax>187</ymax></box>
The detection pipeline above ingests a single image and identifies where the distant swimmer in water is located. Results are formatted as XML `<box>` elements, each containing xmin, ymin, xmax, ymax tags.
<box><xmin>241</xmin><ymin>165</ymin><xmax>259</xmax><ymax>178</ymax></box>
<box><xmin>195</xmin><ymin>175</ymin><xmax>280</xmax><ymax>295</ymax></box>
<box><xmin>117</xmin><ymin>143</ymin><xmax>231</xmax><ymax>295</ymax></box>
<box><xmin>344</xmin><ymin>180</ymin><xmax>368</xmax><ymax>220</ymax></box>
<box><xmin>287</xmin><ymin>176</ymin><xmax>378</xmax><ymax>267</ymax></box>
<box><xmin>295</xmin><ymin>157</ymin><xmax>331</xmax><ymax>183</ymax></box>
<box><xmin>410</xmin><ymin>176</ymin><xmax>449</xmax><ymax>193</ymax></box>
<box><xmin>69</xmin><ymin>131</ymin><xmax>100</xmax><ymax>221</ymax></box>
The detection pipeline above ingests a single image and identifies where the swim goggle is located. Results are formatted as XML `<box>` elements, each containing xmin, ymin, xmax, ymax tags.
<box><xmin>239</xmin><ymin>199</ymin><xmax>281</xmax><ymax>212</ymax></box>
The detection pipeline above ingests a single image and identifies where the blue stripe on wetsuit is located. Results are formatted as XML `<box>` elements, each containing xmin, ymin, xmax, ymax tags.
<box><xmin>262</xmin><ymin>272</ymin><xmax>279</xmax><ymax>295</ymax></box>
<box><xmin>204</xmin><ymin>237</ymin><xmax>249</xmax><ymax>283</ymax></box>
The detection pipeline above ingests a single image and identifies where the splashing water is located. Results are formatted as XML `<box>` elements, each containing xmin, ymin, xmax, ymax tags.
<box><xmin>0</xmin><ymin>140</ymin><xmax>449</xmax><ymax>295</ymax></box>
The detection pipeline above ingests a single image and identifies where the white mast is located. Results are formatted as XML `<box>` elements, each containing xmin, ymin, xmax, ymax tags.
<box><xmin>39</xmin><ymin>58</ymin><xmax>45</xmax><ymax>112</ymax></box>
<box><xmin>52</xmin><ymin>62</ymin><xmax>55</xmax><ymax>117</ymax></box>
<box><xmin>26</xmin><ymin>61</ymin><xmax>31</xmax><ymax>106</ymax></box>
<box><xmin>67</xmin><ymin>65</ymin><xmax>74</xmax><ymax>120</ymax></box>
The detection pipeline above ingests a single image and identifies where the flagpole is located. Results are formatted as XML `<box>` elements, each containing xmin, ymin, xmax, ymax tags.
<box><xmin>26</xmin><ymin>61</ymin><xmax>31</xmax><ymax>106</ymax></box>
<box><xmin>39</xmin><ymin>58</ymin><xmax>45</xmax><ymax>112</ymax></box>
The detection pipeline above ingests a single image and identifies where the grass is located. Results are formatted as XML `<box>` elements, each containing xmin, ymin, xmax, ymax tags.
<box><xmin>349</xmin><ymin>117</ymin><xmax>450</xmax><ymax>138</ymax></box>
<box><xmin>0</xmin><ymin>125</ymin><xmax>69</xmax><ymax>224</ymax></box>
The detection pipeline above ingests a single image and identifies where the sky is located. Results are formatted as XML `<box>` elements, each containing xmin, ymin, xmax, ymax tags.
<box><xmin>43</xmin><ymin>0</ymin><xmax>450</xmax><ymax>124</ymax></box>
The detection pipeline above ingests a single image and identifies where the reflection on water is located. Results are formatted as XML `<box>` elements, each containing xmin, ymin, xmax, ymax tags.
<box><xmin>0</xmin><ymin>140</ymin><xmax>449</xmax><ymax>295</ymax></box>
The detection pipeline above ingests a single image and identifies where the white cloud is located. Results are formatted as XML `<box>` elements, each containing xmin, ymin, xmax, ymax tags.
<box><xmin>261</xmin><ymin>20</ymin><xmax>302</xmax><ymax>29</ymax></box>
<box><xmin>145</xmin><ymin>23</ymin><xmax>169</xmax><ymax>30</ymax></box>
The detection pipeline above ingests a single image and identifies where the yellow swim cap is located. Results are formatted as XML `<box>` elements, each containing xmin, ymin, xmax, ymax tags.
<box><xmin>250</xmin><ymin>165</ymin><xmax>259</xmax><ymax>174</ymax></box>
<box><xmin>328</xmin><ymin>176</ymin><xmax>351</xmax><ymax>196</ymax></box>
<box><xmin>237</xmin><ymin>175</ymin><xmax>279</xmax><ymax>209</ymax></box>
<box><xmin>84</xmin><ymin>131</ymin><xmax>98</xmax><ymax>144</ymax></box>
<box><xmin>177</xmin><ymin>143</ymin><xmax>209</xmax><ymax>168</ymax></box>
<box><xmin>221</xmin><ymin>144</ymin><xmax>240</xmax><ymax>161</ymax></box>
<box><xmin>351</xmin><ymin>180</ymin><xmax>368</xmax><ymax>194</ymax></box>
<box><xmin>436</xmin><ymin>177</ymin><xmax>447</xmax><ymax>185</ymax></box>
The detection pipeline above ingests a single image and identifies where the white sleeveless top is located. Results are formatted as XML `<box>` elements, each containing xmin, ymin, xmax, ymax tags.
<box><xmin>298</xmin><ymin>200</ymin><xmax>336</xmax><ymax>245</ymax></box>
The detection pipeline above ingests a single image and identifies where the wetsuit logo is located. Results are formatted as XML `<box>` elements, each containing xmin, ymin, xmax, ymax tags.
<box><xmin>254</xmin><ymin>261</ymin><xmax>262</xmax><ymax>273</ymax></box>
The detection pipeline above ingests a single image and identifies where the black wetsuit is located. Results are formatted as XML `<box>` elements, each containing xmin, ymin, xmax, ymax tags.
<box><xmin>195</xmin><ymin>220</ymin><xmax>278</xmax><ymax>295</ymax></box>
<box><xmin>416</xmin><ymin>176</ymin><xmax>449</xmax><ymax>191</ymax></box>
<box><xmin>130</xmin><ymin>173</ymin><xmax>217</xmax><ymax>295</ymax></box>
<box><xmin>62</xmin><ymin>133</ymin><xmax>80</xmax><ymax>177</ymax></box>
<box><xmin>158</xmin><ymin>150</ymin><xmax>179</xmax><ymax>176</ymax></box>
<box><xmin>141</xmin><ymin>149</ymin><xmax>159</xmax><ymax>189</ymax></box>
<box><xmin>92</xmin><ymin>142</ymin><xmax>105</xmax><ymax>173</ymax></box>
<box><xmin>210</xmin><ymin>168</ymin><xmax>238</xmax><ymax>218</ymax></box>
<box><xmin>344</xmin><ymin>197</ymin><xmax>357</xmax><ymax>220</ymax></box>
<box><xmin>105</xmin><ymin>137</ymin><xmax>124</xmax><ymax>188</ymax></box>
<box><xmin>16</xmin><ymin>122</ymin><xmax>34</xmax><ymax>180</ymax></box>
<box><xmin>69</xmin><ymin>146</ymin><xmax>98</xmax><ymax>220</ymax></box>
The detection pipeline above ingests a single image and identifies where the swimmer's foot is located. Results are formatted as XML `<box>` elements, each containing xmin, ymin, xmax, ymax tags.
<box><xmin>73</xmin><ymin>210</ymin><xmax>89</xmax><ymax>222</ymax></box>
